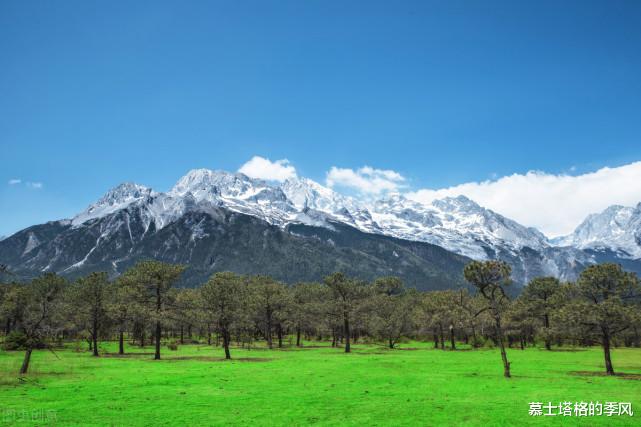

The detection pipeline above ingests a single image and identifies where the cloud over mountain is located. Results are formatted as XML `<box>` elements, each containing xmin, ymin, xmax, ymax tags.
<box><xmin>238</xmin><ymin>156</ymin><xmax>297</xmax><ymax>182</ymax></box>
<box><xmin>407</xmin><ymin>161</ymin><xmax>641</xmax><ymax>237</ymax></box>
<box><xmin>326</xmin><ymin>166</ymin><xmax>406</xmax><ymax>195</ymax></box>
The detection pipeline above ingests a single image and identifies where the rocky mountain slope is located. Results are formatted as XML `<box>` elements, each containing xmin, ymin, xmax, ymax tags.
<box><xmin>1</xmin><ymin>168</ymin><xmax>640</xmax><ymax>287</ymax></box>
<box><xmin>0</xmin><ymin>205</ymin><xmax>470</xmax><ymax>290</ymax></box>
<box><xmin>552</xmin><ymin>204</ymin><xmax>641</xmax><ymax>259</ymax></box>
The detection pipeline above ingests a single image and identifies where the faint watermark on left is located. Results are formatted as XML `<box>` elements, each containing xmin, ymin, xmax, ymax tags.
<box><xmin>2</xmin><ymin>408</ymin><xmax>57</xmax><ymax>423</ymax></box>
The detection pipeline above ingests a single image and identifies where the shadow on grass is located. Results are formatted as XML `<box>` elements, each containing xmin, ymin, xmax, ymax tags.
<box><xmin>101</xmin><ymin>353</ymin><xmax>272</xmax><ymax>362</ymax></box>
<box><xmin>570</xmin><ymin>371</ymin><xmax>641</xmax><ymax>380</ymax></box>
<box><xmin>163</xmin><ymin>356</ymin><xmax>272</xmax><ymax>362</ymax></box>
<box><xmin>101</xmin><ymin>352</ymin><xmax>156</xmax><ymax>358</ymax></box>
<box><xmin>0</xmin><ymin>371</ymin><xmax>70</xmax><ymax>387</ymax></box>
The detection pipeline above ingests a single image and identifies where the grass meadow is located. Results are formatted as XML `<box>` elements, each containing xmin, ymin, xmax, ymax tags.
<box><xmin>0</xmin><ymin>341</ymin><xmax>640</xmax><ymax>426</ymax></box>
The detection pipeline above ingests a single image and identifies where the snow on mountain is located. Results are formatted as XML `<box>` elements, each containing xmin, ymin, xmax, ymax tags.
<box><xmin>169</xmin><ymin>169</ymin><xmax>299</xmax><ymax>224</ymax></box>
<box><xmin>369</xmin><ymin>193</ymin><xmax>550</xmax><ymax>259</ymax></box>
<box><xmin>281</xmin><ymin>177</ymin><xmax>380</xmax><ymax>232</ymax></box>
<box><xmin>72</xmin><ymin>182</ymin><xmax>155</xmax><ymax>226</ymax></box>
<box><xmin>18</xmin><ymin>166</ymin><xmax>641</xmax><ymax>283</ymax></box>
<box><xmin>551</xmin><ymin>204</ymin><xmax>641</xmax><ymax>258</ymax></box>
<box><xmin>67</xmin><ymin>169</ymin><xmax>566</xmax><ymax>264</ymax></box>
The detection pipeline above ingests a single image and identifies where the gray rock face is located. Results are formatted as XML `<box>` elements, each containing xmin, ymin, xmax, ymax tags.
<box><xmin>2</xmin><ymin>168</ymin><xmax>641</xmax><ymax>287</ymax></box>
<box><xmin>0</xmin><ymin>205</ymin><xmax>471</xmax><ymax>290</ymax></box>
<box><xmin>552</xmin><ymin>203</ymin><xmax>641</xmax><ymax>259</ymax></box>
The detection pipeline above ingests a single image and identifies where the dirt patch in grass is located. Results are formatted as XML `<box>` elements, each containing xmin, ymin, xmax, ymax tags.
<box><xmin>570</xmin><ymin>371</ymin><xmax>641</xmax><ymax>380</ymax></box>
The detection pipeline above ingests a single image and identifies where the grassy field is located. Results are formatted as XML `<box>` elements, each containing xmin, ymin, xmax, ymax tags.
<box><xmin>0</xmin><ymin>341</ymin><xmax>639</xmax><ymax>426</ymax></box>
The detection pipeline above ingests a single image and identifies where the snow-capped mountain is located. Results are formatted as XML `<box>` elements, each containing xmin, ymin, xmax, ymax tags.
<box><xmin>71</xmin><ymin>169</ymin><xmax>552</xmax><ymax>262</ymax></box>
<box><xmin>72</xmin><ymin>182</ymin><xmax>155</xmax><ymax>226</ymax></box>
<box><xmin>369</xmin><ymin>193</ymin><xmax>549</xmax><ymax>259</ymax></box>
<box><xmin>552</xmin><ymin>204</ymin><xmax>641</xmax><ymax>258</ymax></box>
<box><xmin>0</xmin><ymin>169</ymin><xmax>474</xmax><ymax>289</ymax></box>
<box><xmin>3</xmin><ymin>167</ymin><xmax>640</xmax><ymax>286</ymax></box>
<box><xmin>67</xmin><ymin>169</ymin><xmax>588</xmax><ymax>278</ymax></box>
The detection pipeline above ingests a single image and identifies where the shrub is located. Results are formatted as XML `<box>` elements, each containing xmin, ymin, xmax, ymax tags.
<box><xmin>481</xmin><ymin>338</ymin><xmax>496</xmax><ymax>349</ymax></box>
<box><xmin>1</xmin><ymin>331</ymin><xmax>29</xmax><ymax>350</ymax></box>
<box><xmin>167</xmin><ymin>341</ymin><xmax>179</xmax><ymax>351</ymax></box>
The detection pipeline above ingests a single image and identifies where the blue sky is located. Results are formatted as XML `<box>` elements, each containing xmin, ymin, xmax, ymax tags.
<box><xmin>1</xmin><ymin>0</ymin><xmax>641</xmax><ymax>237</ymax></box>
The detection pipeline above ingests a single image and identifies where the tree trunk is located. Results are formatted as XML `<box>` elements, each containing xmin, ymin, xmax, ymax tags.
<box><xmin>266</xmin><ymin>313</ymin><xmax>273</xmax><ymax>349</ymax></box>
<box><xmin>296</xmin><ymin>326</ymin><xmax>301</xmax><ymax>347</ymax></box>
<box><xmin>207</xmin><ymin>324</ymin><xmax>212</xmax><ymax>346</ymax></box>
<box><xmin>439</xmin><ymin>324</ymin><xmax>445</xmax><ymax>350</ymax></box>
<box><xmin>433</xmin><ymin>333</ymin><xmax>439</xmax><ymax>349</ymax></box>
<box><xmin>154</xmin><ymin>321</ymin><xmax>161</xmax><ymax>360</ymax></box>
<box><xmin>155</xmin><ymin>285</ymin><xmax>162</xmax><ymax>360</ymax></box>
<box><xmin>119</xmin><ymin>330</ymin><xmax>124</xmax><ymax>355</ymax></box>
<box><xmin>223</xmin><ymin>329</ymin><xmax>231</xmax><ymax>359</ymax></box>
<box><xmin>92</xmin><ymin>316</ymin><xmax>99</xmax><ymax>357</ymax></box>
<box><xmin>449</xmin><ymin>325</ymin><xmax>456</xmax><ymax>350</ymax></box>
<box><xmin>19</xmin><ymin>347</ymin><xmax>33</xmax><ymax>375</ymax></box>
<box><xmin>494</xmin><ymin>312</ymin><xmax>511</xmax><ymax>378</ymax></box>
<box><xmin>544</xmin><ymin>314</ymin><xmax>551</xmax><ymax>350</ymax></box>
<box><xmin>602</xmin><ymin>327</ymin><xmax>615</xmax><ymax>375</ymax></box>
<box><xmin>277</xmin><ymin>324</ymin><xmax>283</xmax><ymax>348</ymax></box>
<box><xmin>344</xmin><ymin>312</ymin><xmax>351</xmax><ymax>353</ymax></box>
<box><xmin>389</xmin><ymin>337</ymin><xmax>394</xmax><ymax>349</ymax></box>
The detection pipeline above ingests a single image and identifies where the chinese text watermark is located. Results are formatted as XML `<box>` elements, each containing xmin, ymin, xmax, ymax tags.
<box><xmin>528</xmin><ymin>401</ymin><xmax>633</xmax><ymax>417</ymax></box>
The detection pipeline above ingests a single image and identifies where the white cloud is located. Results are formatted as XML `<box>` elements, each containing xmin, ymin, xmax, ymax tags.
<box><xmin>7</xmin><ymin>179</ymin><xmax>43</xmax><ymax>189</ymax></box>
<box><xmin>406</xmin><ymin>161</ymin><xmax>641</xmax><ymax>237</ymax></box>
<box><xmin>326</xmin><ymin>166</ymin><xmax>406</xmax><ymax>195</ymax></box>
<box><xmin>238</xmin><ymin>156</ymin><xmax>297</xmax><ymax>182</ymax></box>
<box><xmin>26</xmin><ymin>181</ymin><xmax>43</xmax><ymax>189</ymax></box>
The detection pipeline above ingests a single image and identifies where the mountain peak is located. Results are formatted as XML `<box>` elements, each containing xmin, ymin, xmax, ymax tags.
<box><xmin>60</xmin><ymin>166</ymin><xmax>641</xmax><ymax>267</ymax></box>
<box><xmin>554</xmin><ymin>203</ymin><xmax>641</xmax><ymax>257</ymax></box>
<box><xmin>170</xmin><ymin>168</ymin><xmax>260</xmax><ymax>198</ymax></box>
<box><xmin>431</xmin><ymin>194</ymin><xmax>481</xmax><ymax>212</ymax></box>
<box><xmin>72</xmin><ymin>182</ymin><xmax>153</xmax><ymax>226</ymax></box>
<box><xmin>105</xmin><ymin>182</ymin><xmax>152</xmax><ymax>197</ymax></box>
<box><xmin>280</xmin><ymin>176</ymin><xmax>359</xmax><ymax>212</ymax></box>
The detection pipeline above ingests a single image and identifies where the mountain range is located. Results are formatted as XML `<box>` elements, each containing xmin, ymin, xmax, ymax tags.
<box><xmin>2</xmin><ymin>168</ymin><xmax>640</xmax><ymax>290</ymax></box>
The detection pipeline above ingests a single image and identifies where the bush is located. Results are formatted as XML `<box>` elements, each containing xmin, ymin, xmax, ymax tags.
<box><xmin>2</xmin><ymin>331</ymin><xmax>30</xmax><ymax>350</ymax></box>
<box><xmin>481</xmin><ymin>338</ymin><xmax>496</xmax><ymax>349</ymax></box>
<box><xmin>167</xmin><ymin>341</ymin><xmax>179</xmax><ymax>351</ymax></box>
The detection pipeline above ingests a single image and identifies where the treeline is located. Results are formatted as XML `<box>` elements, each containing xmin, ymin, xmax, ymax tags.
<box><xmin>0</xmin><ymin>260</ymin><xmax>640</xmax><ymax>378</ymax></box>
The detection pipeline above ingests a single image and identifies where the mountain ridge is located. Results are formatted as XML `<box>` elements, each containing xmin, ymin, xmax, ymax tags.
<box><xmin>2</xmin><ymin>167</ymin><xmax>641</xmax><ymax>287</ymax></box>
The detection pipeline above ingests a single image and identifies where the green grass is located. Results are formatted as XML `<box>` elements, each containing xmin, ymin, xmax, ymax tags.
<box><xmin>0</xmin><ymin>340</ymin><xmax>640</xmax><ymax>426</ymax></box>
